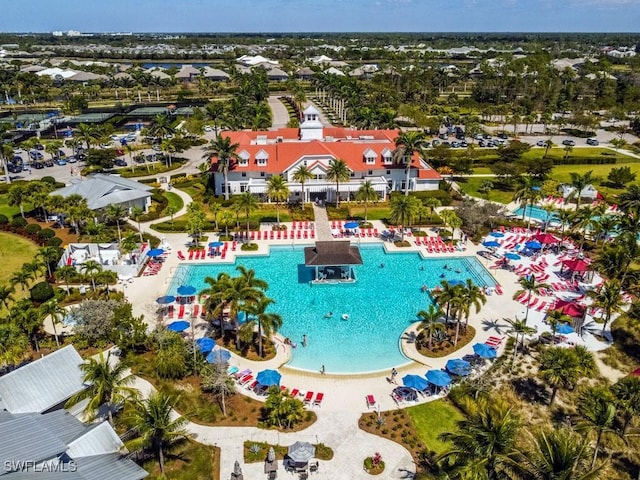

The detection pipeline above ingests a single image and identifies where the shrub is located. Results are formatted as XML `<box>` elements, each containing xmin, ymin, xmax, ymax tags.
<box><xmin>11</xmin><ymin>217</ymin><xmax>27</xmax><ymax>228</ymax></box>
<box><xmin>25</xmin><ymin>224</ymin><xmax>42</xmax><ymax>234</ymax></box>
<box><xmin>40</xmin><ymin>176</ymin><xmax>56</xmax><ymax>185</ymax></box>
<box><xmin>407</xmin><ymin>189</ymin><xmax>453</xmax><ymax>206</ymax></box>
<box><xmin>37</xmin><ymin>228</ymin><xmax>56</xmax><ymax>240</ymax></box>
<box><xmin>30</xmin><ymin>281</ymin><xmax>55</xmax><ymax>303</ymax></box>
<box><xmin>48</xmin><ymin>237</ymin><xmax>63</xmax><ymax>247</ymax></box>
<box><xmin>0</xmin><ymin>214</ymin><xmax>7</xmax><ymax>225</ymax></box>
<box><xmin>241</xmin><ymin>243</ymin><xmax>259</xmax><ymax>251</ymax></box>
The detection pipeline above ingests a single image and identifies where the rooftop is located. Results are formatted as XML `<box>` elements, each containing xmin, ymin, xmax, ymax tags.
<box><xmin>304</xmin><ymin>241</ymin><xmax>363</xmax><ymax>266</ymax></box>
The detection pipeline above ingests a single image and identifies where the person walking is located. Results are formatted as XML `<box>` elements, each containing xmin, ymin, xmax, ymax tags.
<box><xmin>391</xmin><ymin>367</ymin><xmax>398</xmax><ymax>383</ymax></box>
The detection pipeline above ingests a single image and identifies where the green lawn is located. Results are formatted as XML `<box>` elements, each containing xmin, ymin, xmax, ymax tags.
<box><xmin>0</xmin><ymin>195</ymin><xmax>33</xmax><ymax>218</ymax></box>
<box><xmin>142</xmin><ymin>441</ymin><xmax>219</xmax><ymax>480</ymax></box>
<box><xmin>456</xmin><ymin>176</ymin><xmax>515</xmax><ymax>204</ymax></box>
<box><xmin>406</xmin><ymin>399</ymin><xmax>464</xmax><ymax>454</ymax></box>
<box><xmin>163</xmin><ymin>191</ymin><xmax>184</xmax><ymax>213</ymax></box>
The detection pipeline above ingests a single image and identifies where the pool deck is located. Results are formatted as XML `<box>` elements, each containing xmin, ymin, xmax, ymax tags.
<box><xmin>120</xmin><ymin>218</ymin><xmax>611</xmax><ymax>480</ymax></box>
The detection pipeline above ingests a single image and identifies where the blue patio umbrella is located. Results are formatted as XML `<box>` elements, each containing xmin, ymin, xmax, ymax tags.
<box><xmin>557</xmin><ymin>323</ymin><xmax>575</xmax><ymax>334</ymax></box>
<box><xmin>256</xmin><ymin>369</ymin><xmax>281</xmax><ymax>387</ymax></box>
<box><xmin>426</xmin><ymin>370</ymin><xmax>452</xmax><ymax>387</ymax></box>
<box><xmin>473</xmin><ymin>342</ymin><xmax>497</xmax><ymax>359</ymax></box>
<box><xmin>447</xmin><ymin>279</ymin><xmax>465</xmax><ymax>286</ymax></box>
<box><xmin>146</xmin><ymin>248</ymin><xmax>165</xmax><ymax>257</ymax></box>
<box><xmin>208</xmin><ymin>241</ymin><xmax>224</xmax><ymax>248</ymax></box>
<box><xmin>446</xmin><ymin>358</ymin><xmax>471</xmax><ymax>376</ymax></box>
<box><xmin>489</xmin><ymin>231</ymin><xmax>505</xmax><ymax>238</ymax></box>
<box><xmin>167</xmin><ymin>321</ymin><xmax>190</xmax><ymax>332</ymax></box>
<box><xmin>206</xmin><ymin>346</ymin><xmax>231</xmax><ymax>363</ymax></box>
<box><xmin>195</xmin><ymin>337</ymin><xmax>215</xmax><ymax>354</ymax></box>
<box><xmin>525</xmin><ymin>240</ymin><xmax>542</xmax><ymax>250</ymax></box>
<box><xmin>402</xmin><ymin>374</ymin><xmax>429</xmax><ymax>391</ymax></box>
<box><xmin>504</xmin><ymin>253</ymin><xmax>521</xmax><ymax>261</ymax></box>
<box><xmin>344</xmin><ymin>221</ymin><xmax>359</xmax><ymax>229</ymax></box>
<box><xmin>156</xmin><ymin>295</ymin><xmax>175</xmax><ymax>304</ymax></box>
<box><xmin>177</xmin><ymin>285</ymin><xmax>197</xmax><ymax>296</ymax></box>
<box><xmin>482</xmin><ymin>240</ymin><xmax>501</xmax><ymax>248</ymax></box>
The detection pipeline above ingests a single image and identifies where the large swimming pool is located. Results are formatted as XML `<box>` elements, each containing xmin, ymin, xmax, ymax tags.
<box><xmin>513</xmin><ymin>205</ymin><xmax>559</xmax><ymax>223</ymax></box>
<box><xmin>167</xmin><ymin>245</ymin><xmax>496</xmax><ymax>374</ymax></box>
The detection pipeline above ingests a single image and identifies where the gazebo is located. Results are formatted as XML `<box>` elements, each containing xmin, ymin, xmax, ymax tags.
<box><xmin>304</xmin><ymin>241</ymin><xmax>363</xmax><ymax>283</ymax></box>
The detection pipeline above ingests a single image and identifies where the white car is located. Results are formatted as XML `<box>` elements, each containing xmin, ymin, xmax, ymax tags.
<box><xmin>204</xmin><ymin>125</ymin><xmax>213</xmax><ymax>132</ymax></box>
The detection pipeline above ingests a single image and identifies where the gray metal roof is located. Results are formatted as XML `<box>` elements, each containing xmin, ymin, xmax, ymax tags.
<box><xmin>304</xmin><ymin>241</ymin><xmax>363</xmax><ymax>266</ymax></box>
<box><xmin>0</xmin><ymin>345</ymin><xmax>85</xmax><ymax>414</ymax></box>
<box><xmin>66</xmin><ymin>422</ymin><xmax>124</xmax><ymax>458</ymax></box>
<box><xmin>33</xmin><ymin>410</ymin><xmax>87</xmax><ymax>445</ymax></box>
<box><xmin>0</xmin><ymin>470</ymin><xmax>84</xmax><ymax>479</ymax></box>
<box><xmin>74</xmin><ymin>454</ymin><xmax>148</xmax><ymax>480</ymax></box>
<box><xmin>0</xmin><ymin>415</ymin><xmax>68</xmax><ymax>468</ymax></box>
<box><xmin>53</xmin><ymin>174</ymin><xmax>152</xmax><ymax>211</ymax></box>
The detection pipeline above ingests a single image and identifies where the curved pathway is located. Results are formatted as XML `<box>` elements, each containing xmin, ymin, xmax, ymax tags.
<box><xmin>268</xmin><ymin>95</ymin><xmax>291</xmax><ymax>130</ymax></box>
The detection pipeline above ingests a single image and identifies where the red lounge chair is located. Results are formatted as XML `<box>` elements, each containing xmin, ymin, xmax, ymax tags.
<box><xmin>177</xmin><ymin>251</ymin><xmax>186</xmax><ymax>260</ymax></box>
<box><xmin>221</xmin><ymin>250</ymin><xmax>226</xmax><ymax>259</ymax></box>
<box><xmin>495</xmin><ymin>285</ymin><xmax>503</xmax><ymax>295</ymax></box>
<box><xmin>283</xmin><ymin>231</ymin><xmax>288</xmax><ymax>239</ymax></box>
<box><xmin>277</xmin><ymin>231</ymin><xmax>282</xmax><ymax>239</ymax></box>
<box><xmin>188</xmin><ymin>250</ymin><xmax>194</xmax><ymax>260</ymax></box>
<box><xmin>310</xmin><ymin>230</ymin><xmax>315</xmax><ymax>238</ymax></box>
<box><xmin>297</xmin><ymin>231</ymin><xmax>302</xmax><ymax>239</ymax></box>
<box><xmin>167</xmin><ymin>305</ymin><xmax>174</xmax><ymax>319</ymax></box>
<box><xmin>232</xmin><ymin>241</ymin><xmax>237</xmax><ymax>251</ymax></box>
<box><xmin>303</xmin><ymin>231</ymin><xmax>308</xmax><ymax>239</ymax></box>
<box><xmin>313</xmin><ymin>392</ymin><xmax>324</xmax><ymax>407</ymax></box>
<box><xmin>303</xmin><ymin>391</ymin><xmax>314</xmax><ymax>404</ymax></box>
<box><xmin>290</xmin><ymin>388</ymin><xmax>299</xmax><ymax>397</ymax></box>
<box><xmin>415</xmin><ymin>238</ymin><xmax>422</xmax><ymax>246</ymax></box>
<box><xmin>270</xmin><ymin>231</ymin><xmax>275</xmax><ymax>240</ymax></box>
<box><xmin>366</xmin><ymin>395</ymin><xmax>376</xmax><ymax>408</ymax></box>
<box><xmin>177</xmin><ymin>305</ymin><xmax>185</xmax><ymax>319</ymax></box>
<box><xmin>239</xmin><ymin>375</ymin><xmax>253</xmax><ymax>385</ymax></box>
<box><xmin>246</xmin><ymin>380</ymin><xmax>258</xmax><ymax>390</ymax></box>
<box><xmin>192</xmin><ymin>304</ymin><xmax>200</xmax><ymax>318</ymax></box>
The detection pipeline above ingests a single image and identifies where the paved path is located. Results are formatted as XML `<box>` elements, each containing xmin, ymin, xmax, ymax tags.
<box><xmin>268</xmin><ymin>95</ymin><xmax>291</xmax><ymax>130</ymax></box>
<box><xmin>312</xmin><ymin>204</ymin><xmax>333</xmax><ymax>241</ymax></box>
<box><xmin>308</xmin><ymin>99</ymin><xmax>333</xmax><ymax>127</ymax></box>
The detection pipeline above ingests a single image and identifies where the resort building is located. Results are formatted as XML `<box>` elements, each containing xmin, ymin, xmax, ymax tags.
<box><xmin>212</xmin><ymin>106</ymin><xmax>442</xmax><ymax>202</ymax></box>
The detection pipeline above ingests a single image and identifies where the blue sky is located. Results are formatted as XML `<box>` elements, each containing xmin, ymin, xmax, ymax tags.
<box><xmin>1</xmin><ymin>0</ymin><xmax>639</xmax><ymax>33</ymax></box>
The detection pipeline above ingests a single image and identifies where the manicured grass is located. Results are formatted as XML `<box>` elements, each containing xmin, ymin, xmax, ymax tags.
<box><xmin>0</xmin><ymin>232</ymin><xmax>40</xmax><ymax>288</ymax></box>
<box><xmin>406</xmin><ymin>399</ymin><xmax>464</xmax><ymax>455</ymax></box>
<box><xmin>550</xmin><ymin>163</ymin><xmax>640</xmax><ymax>184</ymax></box>
<box><xmin>0</xmin><ymin>195</ymin><xmax>33</xmax><ymax>219</ymax></box>
<box><xmin>142</xmin><ymin>440</ymin><xmax>219</xmax><ymax>480</ymax></box>
<box><xmin>456</xmin><ymin>176</ymin><xmax>514</xmax><ymax>204</ymax></box>
<box><xmin>163</xmin><ymin>191</ymin><xmax>184</xmax><ymax>213</ymax></box>
<box><xmin>348</xmin><ymin>205</ymin><xmax>391</xmax><ymax>221</ymax></box>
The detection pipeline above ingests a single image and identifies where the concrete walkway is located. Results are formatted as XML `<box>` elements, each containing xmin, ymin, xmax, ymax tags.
<box><xmin>308</xmin><ymin>99</ymin><xmax>333</xmax><ymax>127</ymax></box>
<box><xmin>268</xmin><ymin>95</ymin><xmax>291</xmax><ymax>130</ymax></box>
<box><xmin>312</xmin><ymin>204</ymin><xmax>332</xmax><ymax>241</ymax></box>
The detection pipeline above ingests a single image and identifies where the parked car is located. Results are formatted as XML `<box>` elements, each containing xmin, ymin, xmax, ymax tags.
<box><xmin>431</xmin><ymin>139</ymin><xmax>441</xmax><ymax>147</ymax></box>
<box><xmin>100</xmin><ymin>143</ymin><xmax>112</xmax><ymax>149</ymax></box>
<box><xmin>451</xmin><ymin>141</ymin><xmax>460</xmax><ymax>148</ymax></box>
<box><xmin>29</xmin><ymin>150</ymin><xmax>44</xmax><ymax>160</ymax></box>
<box><xmin>44</xmin><ymin>160</ymin><xmax>54</xmax><ymax>167</ymax></box>
<box><xmin>57</xmin><ymin>149</ymin><xmax>66</xmax><ymax>157</ymax></box>
<box><xmin>66</xmin><ymin>156</ymin><xmax>77</xmax><ymax>163</ymax></box>
<box><xmin>536</xmin><ymin>140</ymin><xmax>546</xmax><ymax>147</ymax></box>
<box><xmin>115</xmin><ymin>148</ymin><xmax>125</xmax><ymax>156</ymax></box>
<box><xmin>497</xmin><ymin>132</ymin><xmax>509</xmax><ymax>139</ymax></box>
<box><xmin>586</xmin><ymin>138</ymin><xmax>599</xmax><ymax>146</ymax></box>
<box><xmin>33</xmin><ymin>161</ymin><xmax>44</xmax><ymax>169</ymax></box>
<box><xmin>13</xmin><ymin>148</ymin><xmax>22</xmax><ymax>154</ymax></box>
<box><xmin>562</xmin><ymin>139</ymin><xmax>576</xmax><ymax>146</ymax></box>
<box><xmin>460</xmin><ymin>141</ymin><xmax>468</xmax><ymax>148</ymax></box>
<box><xmin>54</xmin><ymin>158</ymin><xmax>67</xmax><ymax>166</ymax></box>
<box><xmin>204</xmin><ymin>125</ymin><xmax>213</xmax><ymax>132</ymax></box>
<box><xmin>152</xmin><ymin>144</ymin><xmax>162</xmax><ymax>151</ymax></box>
<box><xmin>114</xmin><ymin>159</ymin><xmax>128</xmax><ymax>167</ymax></box>
<box><xmin>483</xmin><ymin>134</ymin><xmax>492</xmax><ymax>139</ymax></box>
<box><xmin>77</xmin><ymin>153</ymin><xmax>86</xmax><ymax>161</ymax></box>
<box><xmin>7</xmin><ymin>164</ymin><xmax>22</xmax><ymax>174</ymax></box>
<box><xmin>438</xmin><ymin>133</ymin><xmax>448</xmax><ymax>140</ymax></box>
<box><xmin>34</xmin><ymin>143</ymin><xmax>45</xmax><ymax>151</ymax></box>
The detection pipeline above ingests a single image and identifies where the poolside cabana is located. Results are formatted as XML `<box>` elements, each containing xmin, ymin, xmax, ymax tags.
<box><xmin>560</xmin><ymin>258</ymin><xmax>594</xmax><ymax>282</ymax></box>
<box><xmin>304</xmin><ymin>241</ymin><xmax>363</xmax><ymax>284</ymax></box>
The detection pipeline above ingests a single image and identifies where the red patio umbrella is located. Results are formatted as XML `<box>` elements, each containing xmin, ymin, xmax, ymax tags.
<box><xmin>562</xmin><ymin>258</ymin><xmax>591</xmax><ymax>273</ymax></box>
<box><xmin>553</xmin><ymin>299</ymin><xmax>585</xmax><ymax>318</ymax></box>
<box><xmin>532</xmin><ymin>233</ymin><xmax>561</xmax><ymax>244</ymax></box>
<box><xmin>630</xmin><ymin>367</ymin><xmax>640</xmax><ymax>377</ymax></box>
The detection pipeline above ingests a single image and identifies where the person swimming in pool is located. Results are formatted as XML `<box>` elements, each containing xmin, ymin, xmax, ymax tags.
<box><xmin>324</xmin><ymin>312</ymin><xmax>334</xmax><ymax>318</ymax></box>
<box><xmin>455</xmin><ymin>268</ymin><xmax>461</xmax><ymax>273</ymax></box>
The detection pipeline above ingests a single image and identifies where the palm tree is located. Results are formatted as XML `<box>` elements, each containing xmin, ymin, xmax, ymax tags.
<box><xmin>577</xmin><ymin>386</ymin><xmax>618</xmax><ymax>468</ymax></box>
<box><xmin>80</xmin><ymin>259</ymin><xmax>102</xmax><ymax>291</ymax></box>
<box><xmin>202</xmin><ymin>135</ymin><xmax>241</xmax><ymax>200</ymax></box>
<box><xmin>355</xmin><ymin>180</ymin><xmax>378</xmax><ymax>222</ymax></box>
<box><xmin>104</xmin><ymin>204</ymin><xmax>127</xmax><ymax>243</ymax></box>
<box><xmin>199</xmin><ymin>272</ymin><xmax>233</xmax><ymax>338</ymax></box>
<box><xmin>266</xmin><ymin>175</ymin><xmax>290</xmax><ymax>225</ymax></box>
<box><xmin>417</xmin><ymin>305</ymin><xmax>445</xmax><ymax>349</ymax></box>
<box><xmin>126</xmin><ymin>392</ymin><xmax>189</xmax><ymax>475</ymax></box>
<box><xmin>77</xmin><ymin>123</ymin><xmax>99</xmax><ymax>150</ymax></box>
<box><xmin>432</xmin><ymin>280</ymin><xmax>462</xmax><ymax>321</ymax></box>
<box><xmin>236</xmin><ymin>191</ymin><xmax>259</xmax><ymax>233</ymax></box>
<box><xmin>39</xmin><ymin>299</ymin><xmax>65</xmax><ymax>347</ymax></box>
<box><xmin>513</xmin><ymin>275</ymin><xmax>550</xmax><ymax>324</ymax></box>
<box><xmin>394</xmin><ymin>130</ymin><xmax>428</xmax><ymax>196</ymax></box>
<box><xmin>611</xmin><ymin>376</ymin><xmax>640</xmax><ymax>435</ymax></box>
<box><xmin>325</xmin><ymin>159</ymin><xmax>351</xmax><ymax>207</ymax></box>
<box><xmin>131</xmin><ymin>206</ymin><xmax>145</xmax><ymax>242</ymax></box>
<box><xmin>438</xmin><ymin>396</ymin><xmax>520</xmax><ymax>478</ymax></box>
<box><xmin>539</xmin><ymin>346</ymin><xmax>581</xmax><ymax>405</ymax></box>
<box><xmin>513</xmin><ymin>176</ymin><xmax>541</xmax><ymax>221</ymax></box>
<box><xmin>618</xmin><ymin>184</ymin><xmax>640</xmax><ymax>215</ymax></box>
<box><xmin>7</xmin><ymin>183</ymin><xmax>27</xmax><ymax>218</ymax></box>
<box><xmin>0</xmin><ymin>285</ymin><xmax>14</xmax><ymax>310</ymax></box>
<box><xmin>292</xmin><ymin>165</ymin><xmax>314</xmax><ymax>204</ymax></box>
<box><xmin>37</xmin><ymin>246</ymin><xmax>61</xmax><ymax>279</ymax></box>
<box><xmin>568</xmin><ymin>171</ymin><xmax>595</xmax><ymax>208</ymax></box>
<box><xmin>66</xmin><ymin>352</ymin><xmax>139</xmax><ymax>425</ymax></box>
<box><xmin>505</xmin><ymin>317</ymin><xmax>536</xmax><ymax>362</ymax></box>
<box><xmin>389</xmin><ymin>195</ymin><xmax>421</xmax><ymax>241</ymax></box>
<box><xmin>11</xmin><ymin>269</ymin><xmax>33</xmax><ymax>294</ymax></box>
<box><xmin>546</xmin><ymin>309</ymin><xmax>572</xmax><ymax>343</ymax></box>
<box><xmin>56</xmin><ymin>265</ymin><xmax>76</xmax><ymax>294</ymax></box>
<box><xmin>0</xmin><ymin>142</ymin><xmax>13</xmax><ymax>184</ymax></box>
<box><xmin>243</xmin><ymin>297</ymin><xmax>283</xmax><ymax>357</ymax></box>
<box><xmin>588</xmin><ymin>279</ymin><xmax>624</xmax><ymax>335</ymax></box>
<box><xmin>543</xmin><ymin>139</ymin><xmax>554</xmax><ymax>158</ymax></box>
<box><xmin>590</xmin><ymin>215</ymin><xmax>618</xmax><ymax>245</ymax></box>
<box><xmin>515</xmin><ymin>428</ymin><xmax>606</xmax><ymax>480</ymax></box>
<box><xmin>148</xmin><ymin>113</ymin><xmax>174</xmax><ymax>140</ymax></box>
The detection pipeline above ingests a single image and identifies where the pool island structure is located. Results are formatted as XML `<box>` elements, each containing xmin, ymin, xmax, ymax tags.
<box><xmin>304</xmin><ymin>241</ymin><xmax>363</xmax><ymax>284</ymax></box>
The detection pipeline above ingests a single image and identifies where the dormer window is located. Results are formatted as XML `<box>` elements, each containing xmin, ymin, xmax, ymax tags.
<box><xmin>238</xmin><ymin>150</ymin><xmax>250</xmax><ymax>167</ymax></box>
<box><xmin>256</xmin><ymin>149</ymin><xmax>269</xmax><ymax>166</ymax></box>
<box><xmin>363</xmin><ymin>148</ymin><xmax>376</xmax><ymax>165</ymax></box>
<box><xmin>382</xmin><ymin>148</ymin><xmax>393</xmax><ymax>165</ymax></box>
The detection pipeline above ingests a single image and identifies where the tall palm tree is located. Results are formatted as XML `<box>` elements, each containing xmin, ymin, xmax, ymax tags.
<box><xmin>432</xmin><ymin>280</ymin><xmax>462</xmax><ymax>320</ymax></box>
<box><xmin>56</xmin><ymin>265</ymin><xmax>77</xmax><ymax>293</ymax></box>
<box><xmin>417</xmin><ymin>305</ymin><xmax>445</xmax><ymax>349</ymax></box>
<box><xmin>393</xmin><ymin>130</ymin><xmax>428</xmax><ymax>196</ymax></box>
<box><xmin>577</xmin><ymin>386</ymin><xmax>618</xmax><ymax>468</ymax></box>
<box><xmin>7</xmin><ymin>183</ymin><xmax>27</xmax><ymax>218</ymax></box>
<box><xmin>438</xmin><ymin>396</ymin><xmax>520</xmax><ymax>478</ymax></box>
<box><xmin>202</xmin><ymin>135</ymin><xmax>241</xmax><ymax>200</ymax></box>
<box><xmin>0</xmin><ymin>142</ymin><xmax>13</xmax><ymax>184</ymax></box>
<box><xmin>131</xmin><ymin>206</ymin><xmax>145</xmax><ymax>242</ymax></box>
<box><xmin>80</xmin><ymin>259</ymin><xmax>103</xmax><ymax>291</ymax></box>
<box><xmin>355</xmin><ymin>180</ymin><xmax>378</xmax><ymax>222</ymax></box>
<box><xmin>546</xmin><ymin>309</ymin><xmax>572</xmax><ymax>343</ymax></box>
<box><xmin>618</xmin><ymin>184</ymin><xmax>640</xmax><ymax>215</ymax></box>
<box><xmin>76</xmin><ymin>123</ymin><xmax>99</xmax><ymax>150</ymax></box>
<box><xmin>588</xmin><ymin>279</ymin><xmax>624</xmax><ymax>335</ymax></box>
<box><xmin>513</xmin><ymin>176</ymin><xmax>541</xmax><ymax>221</ymax></box>
<box><xmin>39</xmin><ymin>299</ymin><xmax>66</xmax><ymax>347</ymax></box>
<box><xmin>66</xmin><ymin>352</ymin><xmax>139</xmax><ymax>425</ymax></box>
<box><xmin>505</xmin><ymin>317</ymin><xmax>536</xmax><ymax>362</ymax></box>
<box><xmin>513</xmin><ymin>275</ymin><xmax>550</xmax><ymax>325</ymax></box>
<box><xmin>104</xmin><ymin>204</ymin><xmax>127</xmax><ymax>243</ymax></box>
<box><xmin>126</xmin><ymin>392</ymin><xmax>189</xmax><ymax>475</ymax></box>
<box><xmin>0</xmin><ymin>285</ymin><xmax>15</xmax><ymax>310</ymax></box>
<box><xmin>266</xmin><ymin>175</ymin><xmax>290</xmax><ymax>225</ymax></box>
<box><xmin>590</xmin><ymin>215</ymin><xmax>618</xmax><ymax>246</ymax></box>
<box><xmin>292</xmin><ymin>165</ymin><xmax>314</xmax><ymax>204</ymax></box>
<box><xmin>611</xmin><ymin>376</ymin><xmax>640</xmax><ymax>436</ymax></box>
<box><xmin>148</xmin><ymin>113</ymin><xmax>174</xmax><ymax>140</ymax></box>
<box><xmin>199</xmin><ymin>272</ymin><xmax>232</xmax><ymax>338</ymax></box>
<box><xmin>11</xmin><ymin>269</ymin><xmax>33</xmax><ymax>294</ymax></box>
<box><xmin>539</xmin><ymin>347</ymin><xmax>581</xmax><ymax>405</ymax></box>
<box><xmin>235</xmin><ymin>191</ymin><xmax>259</xmax><ymax>233</ymax></box>
<box><xmin>325</xmin><ymin>159</ymin><xmax>351</xmax><ymax>208</ymax></box>
<box><xmin>243</xmin><ymin>297</ymin><xmax>283</xmax><ymax>357</ymax></box>
<box><xmin>514</xmin><ymin>428</ymin><xmax>606</xmax><ymax>480</ymax></box>
<box><xmin>389</xmin><ymin>195</ymin><xmax>421</xmax><ymax>241</ymax></box>
<box><xmin>37</xmin><ymin>246</ymin><xmax>61</xmax><ymax>279</ymax></box>
<box><xmin>568</xmin><ymin>170</ymin><xmax>595</xmax><ymax>208</ymax></box>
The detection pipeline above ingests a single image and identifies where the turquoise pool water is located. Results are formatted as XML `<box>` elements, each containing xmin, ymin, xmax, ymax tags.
<box><xmin>513</xmin><ymin>205</ymin><xmax>559</xmax><ymax>223</ymax></box>
<box><xmin>167</xmin><ymin>245</ymin><xmax>496</xmax><ymax>374</ymax></box>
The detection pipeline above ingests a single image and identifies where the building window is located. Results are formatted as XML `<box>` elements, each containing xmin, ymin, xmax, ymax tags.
<box><xmin>241</xmin><ymin>172</ymin><xmax>247</xmax><ymax>177</ymax></box>
<box><xmin>383</xmin><ymin>156</ymin><xmax>393</xmax><ymax>165</ymax></box>
<box><xmin>368</xmin><ymin>170</ymin><xmax>373</xmax><ymax>175</ymax></box>
<box><xmin>350</xmin><ymin>172</ymin><xmax>355</xmax><ymax>177</ymax></box>
<box><xmin>365</xmin><ymin>157</ymin><xmax>375</xmax><ymax>165</ymax></box>
<box><xmin>240</xmin><ymin>185</ymin><xmax>246</xmax><ymax>192</ymax></box>
<box><xmin>260</xmin><ymin>172</ymin><xmax>265</xmax><ymax>177</ymax></box>
<box><xmin>257</xmin><ymin>159</ymin><xmax>267</xmax><ymax>166</ymax></box>
<box><xmin>238</xmin><ymin>159</ymin><xmax>248</xmax><ymax>167</ymax></box>
<box><xmin>386</xmin><ymin>170</ymin><xmax>391</xmax><ymax>175</ymax></box>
